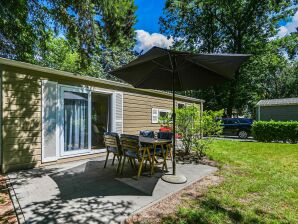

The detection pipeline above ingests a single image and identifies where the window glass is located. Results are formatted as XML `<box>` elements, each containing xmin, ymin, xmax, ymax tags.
<box><xmin>178</xmin><ymin>103</ymin><xmax>185</xmax><ymax>109</ymax></box>
<box><xmin>159</xmin><ymin>111</ymin><xmax>169</xmax><ymax>118</ymax></box>
<box><xmin>64</xmin><ymin>91</ymin><xmax>89</xmax><ymax>151</ymax></box>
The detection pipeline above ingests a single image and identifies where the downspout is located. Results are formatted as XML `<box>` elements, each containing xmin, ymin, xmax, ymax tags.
<box><xmin>257</xmin><ymin>105</ymin><xmax>261</xmax><ymax>121</ymax></box>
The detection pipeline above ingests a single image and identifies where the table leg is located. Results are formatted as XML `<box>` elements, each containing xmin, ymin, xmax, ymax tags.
<box><xmin>162</xmin><ymin>144</ymin><xmax>168</xmax><ymax>172</ymax></box>
<box><xmin>137</xmin><ymin>149</ymin><xmax>146</xmax><ymax>179</ymax></box>
<box><xmin>151</xmin><ymin>144</ymin><xmax>156</xmax><ymax>175</ymax></box>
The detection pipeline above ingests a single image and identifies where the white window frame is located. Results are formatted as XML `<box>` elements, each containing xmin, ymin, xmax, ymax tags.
<box><xmin>59</xmin><ymin>85</ymin><xmax>92</xmax><ymax>157</ymax></box>
<box><xmin>152</xmin><ymin>108</ymin><xmax>171</xmax><ymax>124</ymax></box>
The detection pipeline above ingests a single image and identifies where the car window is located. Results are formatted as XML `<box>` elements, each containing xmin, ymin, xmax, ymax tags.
<box><xmin>233</xmin><ymin>119</ymin><xmax>240</xmax><ymax>124</ymax></box>
<box><xmin>226</xmin><ymin>119</ymin><xmax>239</xmax><ymax>124</ymax></box>
<box><xmin>222</xmin><ymin>119</ymin><xmax>228</xmax><ymax>124</ymax></box>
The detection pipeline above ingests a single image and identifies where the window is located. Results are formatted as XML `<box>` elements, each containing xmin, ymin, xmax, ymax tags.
<box><xmin>152</xmin><ymin>108</ymin><xmax>171</xmax><ymax>124</ymax></box>
<box><xmin>177</xmin><ymin>103</ymin><xmax>185</xmax><ymax>109</ymax></box>
<box><xmin>225</xmin><ymin>119</ymin><xmax>239</xmax><ymax>124</ymax></box>
<box><xmin>63</xmin><ymin>91</ymin><xmax>89</xmax><ymax>151</ymax></box>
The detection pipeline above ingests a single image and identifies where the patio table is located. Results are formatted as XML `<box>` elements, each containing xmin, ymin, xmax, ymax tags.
<box><xmin>139</xmin><ymin>136</ymin><xmax>172</xmax><ymax>175</ymax></box>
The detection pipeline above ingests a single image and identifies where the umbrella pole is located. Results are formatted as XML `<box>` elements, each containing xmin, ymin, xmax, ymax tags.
<box><xmin>172</xmin><ymin>71</ymin><xmax>176</xmax><ymax>175</ymax></box>
<box><xmin>161</xmin><ymin>55</ymin><xmax>187</xmax><ymax>184</ymax></box>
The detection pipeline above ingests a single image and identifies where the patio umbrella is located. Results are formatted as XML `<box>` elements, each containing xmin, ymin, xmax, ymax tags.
<box><xmin>110</xmin><ymin>47</ymin><xmax>250</xmax><ymax>183</ymax></box>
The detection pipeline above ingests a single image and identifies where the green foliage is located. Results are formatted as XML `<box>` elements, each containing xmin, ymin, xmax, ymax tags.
<box><xmin>160</xmin><ymin>0</ymin><xmax>298</xmax><ymax>116</ymax></box>
<box><xmin>158</xmin><ymin>112</ymin><xmax>171</xmax><ymax>127</ymax></box>
<box><xmin>0</xmin><ymin>0</ymin><xmax>47</xmax><ymax>61</ymax></box>
<box><xmin>0</xmin><ymin>0</ymin><xmax>137</xmax><ymax>78</ymax></box>
<box><xmin>176</xmin><ymin>105</ymin><xmax>201</xmax><ymax>153</ymax></box>
<box><xmin>192</xmin><ymin>109</ymin><xmax>223</xmax><ymax>158</ymax></box>
<box><xmin>45</xmin><ymin>0</ymin><xmax>137</xmax><ymax>70</ymax></box>
<box><xmin>174</xmin><ymin>105</ymin><xmax>223</xmax><ymax>155</ymax></box>
<box><xmin>36</xmin><ymin>34</ymin><xmax>80</xmax><ymax>73</ymax></box>
<box><xmin>252</xmin><ymin>121</ymin><xmax>298</xmax><ymax>143</ymax></box>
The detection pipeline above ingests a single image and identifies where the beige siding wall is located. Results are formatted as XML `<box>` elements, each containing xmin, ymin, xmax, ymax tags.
<box><xmin>2</xmin><ymin>71</ymin><xmax>42</xmax><ymax>172</ymax></box>
<box><xmin>1</xmin><ymin>69</ymin><xmax>201</xmax><ymax>172</ymax></box>
<box><xmin>123</xmin><ymin>92</ymin><xmax>199</xmax><ymax>135</ymax></box>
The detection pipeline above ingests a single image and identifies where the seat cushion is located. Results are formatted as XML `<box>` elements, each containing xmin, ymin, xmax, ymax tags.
<box><xmin>124</xmin><ymin>150</ymin><xmax>138</xmax><ymax>158</ymax></box>
<box><xmin>157</xmin><ymin>132</ymin><xmax>173</xmax><ymax>140</ymax></box>
<box><xmin>107</xmin><ymin>146</ymin><xmax>119</xmax><ymax>154</ymax></box>
<box><xmin>139</xmin><ymin>130</ymin><xmax>154</xmax><ymax>138</ymax></box>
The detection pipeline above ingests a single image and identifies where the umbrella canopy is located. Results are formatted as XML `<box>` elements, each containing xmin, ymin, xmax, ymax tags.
<box><xmin>110</xmin><ymin>47</ymin><xmax>250</xmax><ymax>91</ymax></box>
<box><xmin>110</xmin><ymin>46</ymin><xmax>250</xmax><ymax>183</ymax></box>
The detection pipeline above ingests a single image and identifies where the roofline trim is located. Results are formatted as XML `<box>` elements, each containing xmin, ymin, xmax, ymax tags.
<box><xmin>0</xmin><ymin>57</ymin><xmax>204</xmax><ymax>103</ymax></box>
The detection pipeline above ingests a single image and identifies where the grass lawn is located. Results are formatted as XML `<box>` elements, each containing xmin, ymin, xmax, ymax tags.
<box><xmin>163</xmin><ymin>141</ymin><xmax>298</xmax><ymax>224</ymax></box>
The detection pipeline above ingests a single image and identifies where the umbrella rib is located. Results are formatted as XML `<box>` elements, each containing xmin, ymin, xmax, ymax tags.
<box><xmin>185</xmin><ymin>57</ymin><xmax>231</xmax><ymax>78</ymax></box>
<box><xmin>152</xmin><ymin>60</ymin><xmax>172</xmax><ymax>72</ymax></box>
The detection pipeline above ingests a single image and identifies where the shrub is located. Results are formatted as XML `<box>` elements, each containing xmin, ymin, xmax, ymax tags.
<box><xmin>252</xmin><ymin>121</ymin><xmax>298</xmax><ymax>143</ymax></box>
<box><xmin>158</xmin><ymin>105</ymin><xmax>223</xmax><ymax>156</ymax></box>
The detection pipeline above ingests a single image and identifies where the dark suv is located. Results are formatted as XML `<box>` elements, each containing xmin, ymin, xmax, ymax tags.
<box><xmin>220</xmin><ymin>118</ymin><xmax>253</xmax><ymax>139</ymax></box>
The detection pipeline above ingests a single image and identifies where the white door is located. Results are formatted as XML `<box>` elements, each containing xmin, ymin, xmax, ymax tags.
<box><xmin>59</xmin><ymin>86</ymin><xmax>91</xmax><ymax>156</ymax></box>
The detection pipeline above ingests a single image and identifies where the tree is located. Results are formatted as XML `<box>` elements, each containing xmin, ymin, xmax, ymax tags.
<box><xmin>45</xmin><ymin>0</ymin><xmax>136</xmax><ymax>71</ymax></box>
<box><xmin>160</xmin><ymin>0</ymin><xmax>298</xmax><ymax>116</ymax></box>
<box><xmin>0</xmin><ymin>0</ymin><xmax>137</xmax><ymax>79</ymax></box>
<box><xmin>36</xmin><ymin>33</ymin><xmax>81</xmax><ymax>73</ymax></box>
<box><xmin>0</xmin><ymin>0</ymin><xmax>49</xmax><ymax>62</ymax></box>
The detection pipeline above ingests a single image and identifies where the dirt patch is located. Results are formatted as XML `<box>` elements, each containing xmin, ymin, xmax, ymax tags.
<box><xmin>125</xmin><ymin>172</ymin><xmax>223</xmax><ymax>224</ymax></box>
<box><xmin>0</xmin><ymin>175</ymin><xmax>17</xmax><ymax>224</ymax></box>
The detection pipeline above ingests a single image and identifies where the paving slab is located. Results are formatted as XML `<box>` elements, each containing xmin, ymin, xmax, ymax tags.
<box><xmin>8</xmin><ymin>157</ymin><xmax>217</xmax><ymax>224</ymax></box>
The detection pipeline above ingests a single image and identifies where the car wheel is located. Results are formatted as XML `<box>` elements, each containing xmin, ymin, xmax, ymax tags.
<box><xmin>238</xmin><ymin>130</ymin><xmax>248</xmax><ymax>139</ymax></box>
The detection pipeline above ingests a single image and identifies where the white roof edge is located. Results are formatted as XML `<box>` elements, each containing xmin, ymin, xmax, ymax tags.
<box><xmin>0</xmin><ymin>57</ymin><xmax>204</xmax><ymax>103</ymax></box>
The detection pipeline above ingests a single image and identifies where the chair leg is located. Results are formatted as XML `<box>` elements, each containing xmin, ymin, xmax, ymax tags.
<box><xmin>128</xmin><ymin>158</ymin><xmax>135</xmax><ymax>170</ymax></box>
<box><xmin>121</xmin><ymin>155</ymin><xmax>126</xmax><ymax>174</ymax></box>
<box><xmin>112</xmin><ymin>154</ymin><xmax>116</xmax><ymax>166</ymax></box>
<box><xmin>104</xmin><ymin>151</ymin><xmax>110</xmax><ymax>168</ymax></box>
<box><xmin>117</xmin><ymin>156</ymin><xmax>122</xmax><ymax>174</ymax></box>
<box><xmin>133</xmin><ymin>158</ymin><xmax>137</xmax><ymax>170</ymax></box>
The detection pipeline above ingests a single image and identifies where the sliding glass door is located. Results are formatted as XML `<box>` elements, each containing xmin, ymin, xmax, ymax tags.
<box><xmin>60</xmin><ymin>86</ymin><xmax>91</xmax><ymax>156</ymax></box>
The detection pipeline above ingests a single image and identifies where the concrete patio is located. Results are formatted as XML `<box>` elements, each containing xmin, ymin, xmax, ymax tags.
<box><xmin>8</xmin><ymin>157</ymin><xmax>217</xmax><ymax>224</ymax></box>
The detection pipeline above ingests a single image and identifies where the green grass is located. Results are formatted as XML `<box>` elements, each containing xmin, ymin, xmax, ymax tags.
<box><xmin>164</xmin><ymin>141</ymin><xmax>298</xmax><ymax>224</ymax></box>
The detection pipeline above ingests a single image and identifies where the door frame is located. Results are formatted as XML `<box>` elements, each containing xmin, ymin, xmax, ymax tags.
<box><xmin>90</xmin><ymin>88</ymin><xmax>114</xmax><ymax>151</ymax></box>
<box><xmin>59</xmin><ymin>85</ymin><xmax>92</xmax><ymax>157</ymax></box>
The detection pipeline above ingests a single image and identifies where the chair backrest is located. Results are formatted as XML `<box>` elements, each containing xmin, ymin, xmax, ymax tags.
<box><xmin>104</xmin><ymin>132</ymin><xmax>120</xmax><ymax>149</ymax></box>
<box><xmin>120</xmin><ymin>134</ymin><xmax>140</xmax><ymax>153</ymax></box>
<box><xmin>157</xmin><ymin>131</ymin><xmax>173</xmax><ymax>140</ymax></box>
<box><xmin>139</xmin><ymin>130</ymin><xmax>154</xmax><ymax>138</ymax></box>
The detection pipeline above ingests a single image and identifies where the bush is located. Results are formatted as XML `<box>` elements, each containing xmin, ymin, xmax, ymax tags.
<box><xmin>158</xmin><ymin>105</ymin><xmax>224</xmax><ymax>156</ymax></box>
<box><xmin>252</xmin><ymin>121</ymin><xmax>298</xmax><ymax>143</ymax></box>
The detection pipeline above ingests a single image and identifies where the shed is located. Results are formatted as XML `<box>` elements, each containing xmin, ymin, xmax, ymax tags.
<box><xmin>256</xmin><ymin>98</ymin><xmax>298</xmax><ymax>121</ymax></box>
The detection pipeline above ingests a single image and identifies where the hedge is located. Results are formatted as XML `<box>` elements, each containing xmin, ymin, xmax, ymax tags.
<box><xmin>252</xmin><ymin>121</ymin><xmax>298</xmax><ymax>143</ymax></box>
